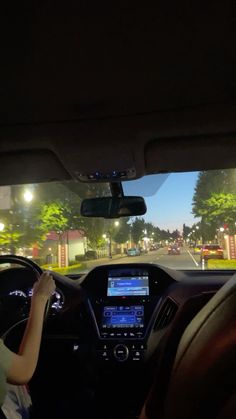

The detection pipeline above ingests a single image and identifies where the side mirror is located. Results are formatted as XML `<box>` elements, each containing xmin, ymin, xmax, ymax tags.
<box><xmin>80</xmin><ymin>196</ymin><xmax>147</xmax><ymax>218</ymax></box>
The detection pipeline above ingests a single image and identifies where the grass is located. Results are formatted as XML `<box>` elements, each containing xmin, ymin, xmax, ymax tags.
<box><xmin>41</xmin><ymin>263</ymin><xmax>87</xmax><ymax>275</ymax></box>
<box><xmin>208</xmin><ymin>259</ymin><xmax>236</xmax><ymax>269</ymax></box>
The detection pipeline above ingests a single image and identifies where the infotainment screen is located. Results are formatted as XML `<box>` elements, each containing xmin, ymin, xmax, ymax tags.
<box><xmin>107</xmin><ymin>268</ymin><xmax>149</xmax><ymax>296</ymax></box>
<box><xmin>102</xmin><ymin>306</ymin><xmax>144</xmax><ymax>329</ymax></box>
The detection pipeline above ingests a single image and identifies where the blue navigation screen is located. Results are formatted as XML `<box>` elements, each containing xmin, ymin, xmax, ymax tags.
<box><xmin>102</xmin><ymin>306</ymin><xmax>144</xmax><ymax>329</ymax></box>
<box><xmin>107</xmin><ymin>268</ymin><xmax>149</xmax><ymax>296</ymax></box>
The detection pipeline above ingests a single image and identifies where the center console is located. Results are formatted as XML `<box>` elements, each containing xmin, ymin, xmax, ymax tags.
<box><xmin>87</xmin><ymin>266</ymin><xmax>161</xmax><ymax>363</ymax></box>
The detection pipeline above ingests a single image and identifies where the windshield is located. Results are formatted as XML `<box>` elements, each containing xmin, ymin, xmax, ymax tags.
<box><xmin>0</xmin><ymin>168</ymin><xmax>235</xmax><ymax>273</ymax></box>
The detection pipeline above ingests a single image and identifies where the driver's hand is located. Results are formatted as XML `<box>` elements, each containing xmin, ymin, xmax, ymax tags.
<box><xmin>32</xmin><ymin>271</ymin><xmax>56</xmax><ymax>302</ymax></box>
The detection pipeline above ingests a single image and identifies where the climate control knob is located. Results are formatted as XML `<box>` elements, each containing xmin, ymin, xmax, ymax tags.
<box><xmin>113</xmin><ymin>344</ymin><xmax>129</xmax><ymax>362</ymax></box>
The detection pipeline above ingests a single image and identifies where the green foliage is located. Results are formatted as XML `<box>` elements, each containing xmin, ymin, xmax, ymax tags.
<box><xmin>131</xmin><ymin>218</ymin><xmax>146</xmax><ymax>245</ymax></box>
<box><xmin>183</xmin><ymin>224</ymin><xmax>191</xmax><ymax>239</ymax></box>
<box><xmin>198</xmin><ymin>193</ymin><xmax>236</xmax><ymax>233</ymax></box>
<box><xmin>54</xmin><ymin>263</ymin><xmax>86</xmax><ymax>275</ymax></box>
<box><xmin>82</xmin><ymin>218</ymin><xmax>106</xmax><ymax>250</ymax></box>
<box><xmin>192</xmin><ymin>169</ymin><xmax>236</xmax><ymax>241</ymax></box>
<box><xmin>0</xmin><ymin>229</ymin><xmax>22</xmax><ymax>247</ymax></box>
<box><xmin>208</xmin><ymin>259</ymin><xmax>236</xmax><ymax>269</ymax></box>
<box><xmin>171</xmin><ymin>229</ymin><xmax>181</xmax><ymax>240</ymax></box>
<box><xmin>39</xmin><ymin>201</ymin><xmax>69</xmax><ymax>234</ymax></box>
<box><xmin>192</xmin><ymin>169</ymin><xmax>236</xmax><ymax>217</ymax></box>
<box><xmin>75</xmin><ymin>254</ymin><xmax>86</xmax><ymax>261</ymax></box>
<box><xmin>113</xmin><ymin>218</ymin><xmax>130</xmax><ymax>244</ymax></box>
<box><xmin>41</xmin><ymin>263</ymin><xmax>86</xmax><ymax>275</ymax></box>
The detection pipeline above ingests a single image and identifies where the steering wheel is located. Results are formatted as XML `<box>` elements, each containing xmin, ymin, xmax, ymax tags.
<box><xmin>0</xmin><ymin>255</ymin><xmax>51</xmax><ymax>345</ymax></box>
<box><xmin>0</xmin><ymin>254</ymin><xmax>43</xmax><ymax>276</ymax></box>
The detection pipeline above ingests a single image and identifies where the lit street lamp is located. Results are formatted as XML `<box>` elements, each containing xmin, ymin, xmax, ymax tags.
<box><xmin>9</xmin><ymin>188</ymin><xmax>34</xmax><ymax>254</ymax></box>
<box><xmin>23</xmin><ymin>190</ymin><xmax>33</xmax><ymax>203</ymax></box>
<box><xmin>110</xmin><ymin>221</ymin><xmax>120</xmax><ymax>257</ymax></box>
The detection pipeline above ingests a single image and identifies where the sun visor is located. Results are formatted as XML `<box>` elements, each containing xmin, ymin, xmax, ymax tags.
<box><xmin>0</xmin><ymin>149</ymin><xmax>71</xmax><ymax>186</ymax></box>
<box><xmin>145</xmin><ymin>134</ymin><xmax>236</xmax><ymax>173</ymax></box>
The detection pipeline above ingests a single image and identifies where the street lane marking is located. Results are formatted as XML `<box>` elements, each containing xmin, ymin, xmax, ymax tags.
<box><xmin>186</xmin><ymin>249</ymin><xmax>199</xmax><ymax>267</ymax></box>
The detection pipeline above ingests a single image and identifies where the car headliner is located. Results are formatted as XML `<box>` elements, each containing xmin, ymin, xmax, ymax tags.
<box><xmin>0</xmin><ymin>1</ymin><xmax>236</xmax><ymax>186</ymax></box>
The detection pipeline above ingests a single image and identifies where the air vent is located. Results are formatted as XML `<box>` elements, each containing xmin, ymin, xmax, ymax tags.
<box><xmin>154</xmin><ymin>298</ymin><xmax>178</xmax><ymax>330</ymax></box>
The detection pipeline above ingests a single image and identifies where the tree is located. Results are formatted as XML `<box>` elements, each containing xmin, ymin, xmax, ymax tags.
<box><xmin>113</xmin><ymin>218</ymin><xmax>130</xmax><ymax>244</ymax></box>
<box><xmin>0</xmin><ymin>187</ymin><xmax>44</xmax><ymax>251</ymax></box>
<box><xmin>192</xmin><ymin>169</ymin><xmax>236</xmax><ymax>217</ymax></box>
<box><xmin>131</xmin><ymin>218</ymin><xmax>146</xmax><ymax>245</ymax></box>
<box><xmin>38</xmin><ymin>201</ymin><xmax>69</xmax><ymax>240</ymax></box>
<box><xmin>36</xmin><ymin>182</ymin><xmax>109</xmax><ymax>248</ymax></box>
<box><xmin>192</xmin><ymin>169</ymin><xmax>236</xmax><ymax>241</ymax></box>
<box><xmin>197</xmin><ymin>193</ymin><xmax>236</xmax><ymax>234</ymax></box>
<box><xmin>0</xmin><ymin>227</ymin><xmax>22</xmax><ymax>249</ymax></box>
<box><xmin>183</xmin><ymin>224</ymin><xmax>191</xmax><ymax>240</ymax></box>
<box><xmin>171</xmin><ymin>229</ymin><xmax>181</xmax><ymax>240</ymax></box>
<box><xmin>82</xmin><ymin>218</ymin><xmax>106</xmax><ymax>250</ymax></box>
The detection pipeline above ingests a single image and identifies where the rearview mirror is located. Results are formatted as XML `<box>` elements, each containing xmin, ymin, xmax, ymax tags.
<box><xmin>80</xmin><ymin>196</ymin><xmax>147</xmax><ymax>218</ymax></box>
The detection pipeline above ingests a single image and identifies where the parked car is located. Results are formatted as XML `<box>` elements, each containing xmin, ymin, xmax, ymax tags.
<box><xmin>200</xmin><ymin>244</ymin><xmax>224</xmax><ymax>261</ymax></box>
<box><xmin>126</xmin><ymin>248</ymin><xmax>141</xmax><ymax>256</ymax></box>
<box><xmin>168</xmin><ymin>245</ymin><xmax>181</xmax><ymax>255</ymax></box>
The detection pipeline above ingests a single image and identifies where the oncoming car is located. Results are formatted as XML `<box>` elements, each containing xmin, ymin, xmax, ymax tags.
<box><xmin>1</xmin><ymin>3</ymin><xmax>236</xmax><ymax>419</ymax></box>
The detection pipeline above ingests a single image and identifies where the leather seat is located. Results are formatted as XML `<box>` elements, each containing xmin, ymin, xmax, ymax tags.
<box><xmin>140</xmin><ymin>274</ymin><xmax>236</xmax><ymax>419</ymax></box>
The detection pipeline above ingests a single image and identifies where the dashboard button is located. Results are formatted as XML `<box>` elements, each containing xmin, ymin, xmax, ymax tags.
<box><xmin>113</xmin><ymin>344</ymin><xmax>129</xmax><ymax>362</ymax></box>
<box><xmin>97</xmin><ymin>350</ymin><xmax>110</xmax><ymax>361</ymax></box>
<box><xmin>130</xmin><ymin>350</ymin><xmax>144</xmax><ymax>362</ymax></box>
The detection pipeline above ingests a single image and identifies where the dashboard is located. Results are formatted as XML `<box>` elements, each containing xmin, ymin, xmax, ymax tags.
<box><xmin>78</xmin><ymin>263</ymin><xmax>230</xmax><ymax>365</ymax></box>
<box><xmin>0</xmin><ymin>262</ymin><xmax>231</xmax><ymax>366</ymax></box>
<box><xmin>0</xmin><ymin>260</ymin><xmax>233</xmax><ymax>419</ymax></box>
<box><xmin>9</xmin><ymin>288</ymin><xmax>65</xmax><ymax>311</ymax></box>
<box><xmin>80</xmin><ymin>264</ymin><xmax>176</xmax><ymax>363</ymax></box>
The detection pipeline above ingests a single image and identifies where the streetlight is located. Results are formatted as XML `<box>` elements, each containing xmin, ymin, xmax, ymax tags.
<box><xmin>107</xmin><ymin>221</ymin><xmax>120</xmax><ymax>258</ymax></box>
<box><xmin>23</xmin><ymin>190</ymin><xmax>33</xmax><ymax>203</ymax></box>
<box><xmin>0</xmin><ymin>223</ymin><xmax>5</xmax><ymax>232</ymax></box>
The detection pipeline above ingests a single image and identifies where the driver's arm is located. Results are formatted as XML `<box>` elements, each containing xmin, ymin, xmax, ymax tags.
<box><xmin>6</xmin><ymin>272</ymin><xmax>55</xmax><ymax>385</ymax></box>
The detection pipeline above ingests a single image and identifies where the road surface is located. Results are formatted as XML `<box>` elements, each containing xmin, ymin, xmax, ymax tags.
<box><xmin>85</xmin><ymin>247</ymin><xmax>202</xmax><ymax>271</ymax></box>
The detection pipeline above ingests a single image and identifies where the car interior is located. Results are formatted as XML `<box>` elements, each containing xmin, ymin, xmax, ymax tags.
<box><xmin>1</xmin><ymin>2</ymin><xmax>236</xmax><ymax>419</ymax></box>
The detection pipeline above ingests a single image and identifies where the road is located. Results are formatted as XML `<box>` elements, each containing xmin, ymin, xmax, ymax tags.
<box><xmin>85</xmin><ymin>247</ymin><xmax>202</xmax><ymax>271</ymax></box>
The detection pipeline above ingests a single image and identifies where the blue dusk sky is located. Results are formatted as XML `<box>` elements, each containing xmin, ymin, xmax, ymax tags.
<box><xmin>123</xmin><ymin>172</ymin><xmax>200</xmax><ymax>232</ymax></box>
